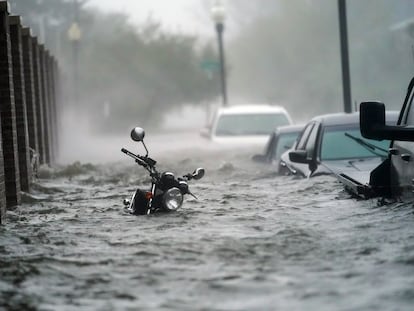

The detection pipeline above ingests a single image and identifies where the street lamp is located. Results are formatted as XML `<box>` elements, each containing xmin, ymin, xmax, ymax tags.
<box><xmin>211</xmin><ymin>0</ymin><xmax>228</xmax><ymax>106</ymax></box>
<box><xmin>67</xmin><ymin>21</ymin><xmax>81</xmax><ymax>106</ymax></box>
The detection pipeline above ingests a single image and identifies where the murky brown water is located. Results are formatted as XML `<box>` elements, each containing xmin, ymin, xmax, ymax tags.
<box><xmin>1</xmin><ymin>134</ymin><xmax>414</xmax><ymax>310</ymax></box>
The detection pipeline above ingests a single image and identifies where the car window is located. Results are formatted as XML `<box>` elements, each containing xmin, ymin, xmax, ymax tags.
<box><xmin>320</xmin><ymin>125</ymin><xmax>390</xmax><ymax>160</ymax></box>
<box><xmin>296</xmin><ymin>123</ymin><xmax>314</xmax><ymax>150</ymax></box>
<box><xmin>215</xmin><ymin>113</ymin><xmax>290</xmax><ymax>136</ymax></box>
<box><xmin>273</xmin><ymin>132</ymin><xmax>300</xmax><ymax>160</ymax></box>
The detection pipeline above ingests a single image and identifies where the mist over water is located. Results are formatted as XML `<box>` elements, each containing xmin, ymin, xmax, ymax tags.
<box><xmin>58</xmin><ymin>105</ymin><xmax>208</xmax><ymax>164</ymax></box>
<box><xmin>1</xmin><ymin>132</ymin><xmax>414</xmax><ymax>310</ymax></box>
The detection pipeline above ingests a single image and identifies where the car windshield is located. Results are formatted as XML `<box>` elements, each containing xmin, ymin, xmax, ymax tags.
<box><xmin>321</xmin><ymin>125</ymin><xmax>390</xmax><ymax>160</ymax></box>
<box><xmin>215</xmin><ymin>113</ymin><xmax>290</xmax><ymax>136</ymax></box>
<box><xmin>273</xmin><ymin>132</ymin><xmax>299</xmax><ymax>160</ymax></box>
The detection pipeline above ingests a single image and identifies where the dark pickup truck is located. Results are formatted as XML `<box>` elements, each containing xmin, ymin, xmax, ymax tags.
<box><xmin>339</xmin><ymin>77</ymin><xmax>414</xmax><ymax>199</ymax></box>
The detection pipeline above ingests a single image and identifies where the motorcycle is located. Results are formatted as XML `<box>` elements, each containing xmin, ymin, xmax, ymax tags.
<box><xmin>121</xmin><ymin>127</ymin><xmax>205</xmax><ymax>215</ymax></box>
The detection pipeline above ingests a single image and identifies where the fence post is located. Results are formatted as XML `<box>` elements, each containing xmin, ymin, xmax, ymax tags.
<box><xmin>22</xmin><ymin>27</ymin><xmax>39</xmax><ymax>169</ymax></box>
<box><xmin>39</xmin><ymin>45</ymin><xmax>51</xmax><ymax>164</ymax></box>
<box><xmin>0</xmin><ymin>2</ymin><xmax>21</xmax><ymax>209</ymax></box>
<box><xmin>44</xmin><ymin>50</ymin><xmax>54</xmax><ymax>164</ymax></box>
<box><xmin>48</xmin><ymin>56</ymin><xmax>58</xmax><ymax>163</ymax></box>
<box><xmin>32</xmin><ymin>37</ymin><xmax>46</xmax><ymax>165</ymax></box>
<box><xmin>0</xmin><ymin>2</ymin><xmax>7</xmax><ymax>222</ymax></box>
<box><xmin>53</xmin><ymin>59</ymin><xmax>61</xmax><ymax>161</ymax></box>
<box><xmin>10</xmin><ymin>15</ymin><xmax>31</xmax><ymax>192</ymax></box>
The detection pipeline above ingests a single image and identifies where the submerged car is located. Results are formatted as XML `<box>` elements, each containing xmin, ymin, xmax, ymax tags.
<box><xmin>200</xmin><ymin>104</ymin><xmax>292</xmax><ymax>147</ymax></box>
<box><xmin>252</xmin><ymin>124</ymin><xmax>303</xmax><ymax>168</ymax></box>
<box><xmin>279</xmin><ymin>111</ymin><xmax>399</xmax><ymax>178</ymax></box>
<box><xmin>340</xmin><ymin>76</ymin><xmax>414</xmax><ymax>199</ymax></box>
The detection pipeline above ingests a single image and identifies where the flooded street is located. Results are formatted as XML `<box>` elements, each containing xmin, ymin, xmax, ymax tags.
<box><xmin>5</xmin><ymin>0</ymin><xmax>414</xmax><ymax>309</ymax></box>
<box><xmin>1</xmin><ymin>133</ymin><xmax>414</xmax><ymax>311</ymax></box>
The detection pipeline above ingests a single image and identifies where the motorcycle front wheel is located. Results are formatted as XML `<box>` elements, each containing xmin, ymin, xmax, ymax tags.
<box><xmin>130</xmin><ymin>189</ymin><xmax>150</xmax><ymax>215</ymax></box>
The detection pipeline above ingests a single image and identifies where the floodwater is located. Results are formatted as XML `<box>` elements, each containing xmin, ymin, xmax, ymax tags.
<box><xmin>1</xmin><ymin>132</ymin><xmax>414</xmax><ymax>311</ymax></box>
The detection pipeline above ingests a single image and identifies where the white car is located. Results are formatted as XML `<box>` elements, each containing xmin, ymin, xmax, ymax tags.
<box><xmin>201</xmin><ymin>104</ymin><xmax>292</xmax><ymax>147</ymax></box>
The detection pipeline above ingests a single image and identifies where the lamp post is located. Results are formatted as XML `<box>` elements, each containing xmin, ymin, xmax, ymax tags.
<box><xmin>68</xmin><ymin>21</ymin><xmax>81</xmax><ymax>106</ymax></box>
<box><xmin>68</xmin><ymin>0</ymin><xmax>82</xmax><ymax>107</ymax></box>
<box><xmin>211</xmin><ymin>0</ymin><xmax>228</xmax><ymax>106</ymax></box>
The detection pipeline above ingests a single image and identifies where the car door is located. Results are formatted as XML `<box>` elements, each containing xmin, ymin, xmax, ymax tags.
<box><xmin>265</xmin><ymin>132</ymin><xmax>277</xmax><ymax>162</ymax></box>
<box><xmin>279</xmin><ymin>124</ymin><xmax>311</xmax><ymax>176</ymax></box>
<box><xmin>287</xmin><ymin>122</ymin><xmax>317</xmax><ymax>176</ymax></box>
<box><xmin>390</xmin><ymin>84</ymin><xmax>414</xmax><ymax>198</ymax></box>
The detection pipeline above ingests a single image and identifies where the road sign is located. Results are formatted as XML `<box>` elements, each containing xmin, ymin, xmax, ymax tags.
<box><xmin>201</xmin><ymin>60</ymin><xmax>220</xmax><ymax>71</ymax></box>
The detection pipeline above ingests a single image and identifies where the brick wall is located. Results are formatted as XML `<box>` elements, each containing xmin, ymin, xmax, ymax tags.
<box><xmin>0</xmin><ymin>2</ymin><xmax>62</xmax><ymax>223</ymax></box>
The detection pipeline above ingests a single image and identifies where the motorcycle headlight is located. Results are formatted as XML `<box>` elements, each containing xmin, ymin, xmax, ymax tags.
<box><xmin>163</xmin><ymin>187</ymin><xmax>183</xmax><ymax>211</ymax></box>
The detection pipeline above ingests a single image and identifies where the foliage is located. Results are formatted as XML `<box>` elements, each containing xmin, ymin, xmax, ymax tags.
<box><xmin>13</xmin><ymin>0</ymin><xmax>413</xmax><ymax>130</ymax></box>
<box><xmin>227</xmin><ymin>0</ymin><xmax>339</xmax><ymax>121</ymax></box>
<box><xmin>72</xmin><ymin>12</ymin><xmax>218</xmax><ymax>131</ymax></box>
<box><xmin>10</xmin><ymin>0</ymin><xmax>83</xmax><ymax>54</ymax></box>
<box><xmin>11</xmin><ymin>0</ymin><xmax>219</xmax><ymax>132</ymax></box>
<box><xmin>227</xmin><ymin>0</ymin><xmax>414</xmax><ymax>121</ymax></box>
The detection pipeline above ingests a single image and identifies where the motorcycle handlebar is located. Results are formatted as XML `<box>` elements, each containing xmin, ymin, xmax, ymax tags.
<box><xmin>121</xmin><ymin>148</ymin><xmax>147</xmax><ymax>167</ymax></box>
<box><xmin>121</xmin><ymin>148</ymin><xmax>157</xmax><ymax>169</ymax></box>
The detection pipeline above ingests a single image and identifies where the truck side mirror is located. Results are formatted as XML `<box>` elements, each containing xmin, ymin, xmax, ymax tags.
<box><xmin>360</xmin><ymin>102</ymin><xmax>414</xmax><ymax>141</ymax></box>
<box><xmin>360</xmin><ymin>102</ymin><xmax>386</xmax><ymax>140</ymax></box>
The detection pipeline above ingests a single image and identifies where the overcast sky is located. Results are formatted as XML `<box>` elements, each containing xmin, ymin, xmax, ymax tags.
<box><xmin>86</xmin><ymin>0</ymin><xmax>214</xmax><ymax>36</ymax></box>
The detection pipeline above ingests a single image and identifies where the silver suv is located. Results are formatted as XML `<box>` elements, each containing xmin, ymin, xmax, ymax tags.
<box><xmin>201</xmin><ymin>104</ymin><xmax>292</xmax><ymax>147</ymax></box>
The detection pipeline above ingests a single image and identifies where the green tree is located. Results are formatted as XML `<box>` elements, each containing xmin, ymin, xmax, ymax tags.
<box><xmin>11</xmin><ymin>0</ymin><xmax>219</xmax><ymax>132</ymax></box>
<box><xmin>67</xmin><ymin>12</ymin><xmax>218</xmax><ymax>131</ymax></box>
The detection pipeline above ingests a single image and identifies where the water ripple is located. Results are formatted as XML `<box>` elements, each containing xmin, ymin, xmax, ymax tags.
<box><xmin>0</xmin><ymin>149</ymin><xmax>413</xmax><ymax>310</ymax></box>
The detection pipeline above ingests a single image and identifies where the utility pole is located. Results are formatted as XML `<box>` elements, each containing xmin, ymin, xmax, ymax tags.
<box><xmin>338</xmin><ymin>0</ymin><xmax>352</xmax><ymax>113</ymax></box>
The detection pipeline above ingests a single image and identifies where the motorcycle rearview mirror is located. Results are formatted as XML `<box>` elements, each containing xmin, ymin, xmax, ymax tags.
<box><xmin>192</xmin><ymin>168</ymin><xmax>205</xmax><ymax>180</ymax></box>
<box><xmin>130</xmin><ymin>127</ymin><xmax>149</xmax><ymax>157</ymax></box>
<box><xmin>131</xmin><ymin>127</ymin><xmax>145</xmax><ymax>142</ymax></box>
